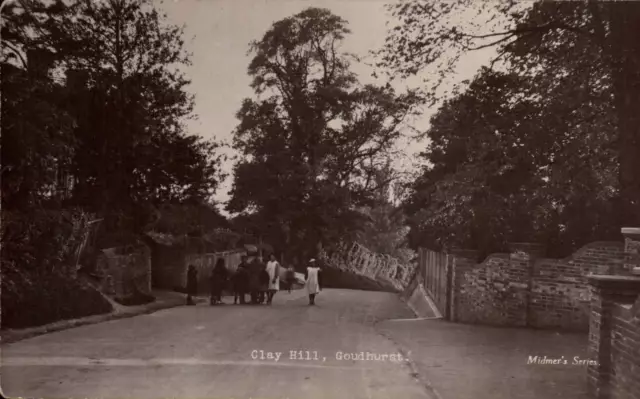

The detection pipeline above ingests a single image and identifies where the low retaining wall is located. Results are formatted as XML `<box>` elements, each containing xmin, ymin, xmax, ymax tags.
<box><xmin>95</xmin><ymin>245</ymin><xmax>152</xmax><ymax>299</ymax></box>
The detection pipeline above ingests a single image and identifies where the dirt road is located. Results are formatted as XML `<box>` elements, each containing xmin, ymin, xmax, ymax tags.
<box><xmin>2</xmin><ymin>288</ymin><xmax>431</xmax><ymax>399</ymax></box>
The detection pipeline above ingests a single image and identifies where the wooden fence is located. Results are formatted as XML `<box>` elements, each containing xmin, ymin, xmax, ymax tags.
<box><xmin>418</xmin><ymin>248</ymin><xmax>452</xmax><ymax>319</ymax></box>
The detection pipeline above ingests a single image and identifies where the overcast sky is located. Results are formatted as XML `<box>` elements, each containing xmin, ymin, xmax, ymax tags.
<box><xmin>158</xmin><ymin>0</ymin><xmax>496</xmax><ymax>210</ymax></box>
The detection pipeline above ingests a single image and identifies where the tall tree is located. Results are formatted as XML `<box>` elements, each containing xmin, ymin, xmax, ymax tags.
<box><xmin>355</xmin><ymin>163</ymin><xmax>415</xmax><ymax>263</ymax></box>
<box><xmin>378</xmin><ymin>0</ymin><xmax>640</xmax><ymax>226</ymax></box>
<box><xmin>404</xmin><ymin>58</ymin><xmax>620</xmax><ymax>256</ymax></box>
<box><xmin>1</xmin><ymin>0</ymin><xmax>77</xmax><ymax>211</ymax></box>
<box><xmin>2</xmin><ymin>0</ymin><xmax>225</xmax><ymax>232</ymax></box>
<box><xmin>59</xmin><ymin>0</ymin><xmax>195</xmax><ymax>226</ymax></box>
<box><xmin>228</xmin><ymin>8</ymin><xmax>421</xmax><ymax>261</ymax></box>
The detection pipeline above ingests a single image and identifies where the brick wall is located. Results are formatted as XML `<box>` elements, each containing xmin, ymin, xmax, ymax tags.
<box><xmin>448</xmin><ymin>241</ymin><xmax>626</xmax><ymax>331</ymax></box>
<box><xmin>623</xmin><ymin>228</ymin><xmax>640</xmax><ymax>274</ymax></box>
<box><xmin>531</xmin><ymin>242</ymin><xmax>626</xmax><ymax>331</ymax></box>
<box><xmin>587</xmin><ymin>275</ymin><xmax>640</xmax><ymax>399</ymax></box>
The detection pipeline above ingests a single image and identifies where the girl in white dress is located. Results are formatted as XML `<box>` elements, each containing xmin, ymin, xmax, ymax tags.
<box><xmin>305</xmin><ymin>259</ymin><xmax>321</xmax><ymax>305</ymax></box>
<box><xmin>265</xmin><ymin>254</ymin><xmax>281</xmax><ymax>305</ymax></box>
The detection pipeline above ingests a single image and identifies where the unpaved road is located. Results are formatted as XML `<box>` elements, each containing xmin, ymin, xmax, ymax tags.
<box><xmin>1</xmin><ymin>289</ymin><xmax>432</xmax><ymax>399</ymax></box>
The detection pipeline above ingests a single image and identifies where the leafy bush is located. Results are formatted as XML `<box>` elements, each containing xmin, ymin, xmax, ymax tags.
<box><xmin>1</xmin><ymin>209</ymin><xmax>90</xmax><ymax>276</ymax></box>
<box><xmin>1</xmin><ymin>209</ymin><xmax>113</xmax><ymax>329</ymax></box>
<box><xmin>1</xmin><ymin>271</ymin><xmax>113</xmax><ymax>329</ymax></box>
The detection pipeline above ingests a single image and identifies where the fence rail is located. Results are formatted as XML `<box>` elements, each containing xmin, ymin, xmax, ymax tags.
<box><xmin>319</xmin><ymin>242</ymin><xmax>414</xmax><ymax>291</ymax></box>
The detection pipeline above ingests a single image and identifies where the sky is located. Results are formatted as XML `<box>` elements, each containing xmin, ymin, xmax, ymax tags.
<box><xmin>158</xmin><ymin>0</ymin><xmax>497</xmax><ymax>211</ymax></box>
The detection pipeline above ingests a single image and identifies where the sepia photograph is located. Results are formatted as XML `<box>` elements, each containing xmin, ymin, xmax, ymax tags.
<box><xmin>1</xmin><ymin>0</ymin><xmax>639</xmax><ymax>398</ymax></box>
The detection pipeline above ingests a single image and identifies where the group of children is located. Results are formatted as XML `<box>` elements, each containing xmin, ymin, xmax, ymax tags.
<box><xmin>185</xmin><ymin>255</ymin><xmax>322</xmax><ymax>306</ymax></box>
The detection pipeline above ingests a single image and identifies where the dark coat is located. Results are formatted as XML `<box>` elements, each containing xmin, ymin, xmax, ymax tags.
<box><xmin>248</xmin><ymin>260</ymin><xmax>263</xmax><ymax>292</ymax></box>
<box><xmin>233</xmin><ymin>264</ymin><xmax>249</xmax><ymax>292</ymax></box>
<box><xmin>187</xmin><ymin>268</ymin><xmax>198</xmax><ymax>295</ymax></box>
<box><xmin>286</xmin><ymin>268</ymin><xmax>295</xmax><ymax>282</ymax></box>
<box><xmin>210</xmin><ymin>265</ymin><xmax>228</xmax><ymax>293</ymax></box>
<box><xmin>258</xmin><ymin>262</ymin><xmax>269</xmax><ymax>290</ymax></box>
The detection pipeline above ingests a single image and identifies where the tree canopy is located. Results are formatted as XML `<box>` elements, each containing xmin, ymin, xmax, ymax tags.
<box><xmin>378</xmin><ymin>0</ymin><xmax>640</xmax><ymax>232</ymax></box>
<box><xmin>383</xmin><ymin>1</ymin><xmax>630</xmax><ymax>256</ymax></box>
<box><xmin>2</xmin><ymin>0</ymin><xmax>226</xmax><ymax>238</ymax></box>
<box><xmin>228</xmin><ymin>7</ymin><xmax>421</xmax><ymax>263</ymax></box>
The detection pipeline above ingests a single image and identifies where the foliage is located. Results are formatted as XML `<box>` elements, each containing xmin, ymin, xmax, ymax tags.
<box><xmin>1</xmin><ymin>208</ymin><xmax>92</xmax><ymax>277</ymax></box>
<box><xmin>355</xmin><ymin>165</ymin><xmax>415</xmax><ymax>264</ymax></box>
<box><xmin>404</xmin><ymin>61</ymin><xmax>620</xmax><ymax>256</ymax></box>
<box><xmin>228</xmin><ymin>8</ymin><xmax>421</xmax><ymax>262</ymax></box>
<box><xmin>147</xmin><ymin>203</ymin><xmax>230</xmax><ymax>236</ymax></box>
<box><xmin>0</xmin><ymin>208</ymin><xmax>114</xmax><ymax>329</ymax></box>
<box><xmin>1</xmin><ymin>60</ymin><xmax>76</xmax><ymax>211</ymax></box>
<box><xmin>0</xmin><ymin>0</ymin><xmax>227</xmax><ymax>326</ymax></box>
<box><xmin>2</xmin><ymin>0</ymin><xmax>225</xmax><ymax>229</ymax></box>
<box><xmin>378</xmin><ymin>0</ymin><xmax>640</xmax><ymax>228</ymax></box>
<box><xmin>1</xmin><ymin>272</ymin><xmax>113</xmax><ymax>329</ymax></box>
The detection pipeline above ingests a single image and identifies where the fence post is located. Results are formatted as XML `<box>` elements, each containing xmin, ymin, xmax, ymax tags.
<box><xmin>622</xmin><ymin>227</ymin><xmax>640</xmax><ymax>275</ymax></box>
<box><xmin>445</xmin><ymin>254</ymin><xmax>452</xmax><ymax>320</ymax></box>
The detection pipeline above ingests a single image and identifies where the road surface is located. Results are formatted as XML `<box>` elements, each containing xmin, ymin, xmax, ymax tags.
<box><xmin>1</xmin><ymin>289</ymin><xmax>432</xmax><ymax>399</ymax></box>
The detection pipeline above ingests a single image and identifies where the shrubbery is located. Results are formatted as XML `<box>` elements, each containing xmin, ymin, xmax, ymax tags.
<box><xmin>1</xmin><ymin>209</ymin><xmax>113</xmax><ymax>329</ymax></box>
<box><xmin>1</xmin><ymin>271</ymin><xmax>113</xmax><ymax>329</ymax></box>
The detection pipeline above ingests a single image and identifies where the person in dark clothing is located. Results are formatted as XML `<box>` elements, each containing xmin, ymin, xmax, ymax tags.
<box><xmin>285</xmin><ymin>266</ymin><xmax>295</xmax><ymax>293</ymax></box>
<box><xmin>248</xmin><ymin>257</ymin><xmax>262</xmax><ymax>304</ymax></box>
<box><xmin>210</xmin><ymin>258</ymin><xmax>228</xmax><ymax>305</ymax></box>
<box><xmin>186</xmin><ymin>264</ymin><xmax>198</xmax><ymax>305</ymax></box>
<box><xmin>233</xmin><ymin>257</ymin><xmax>250</xmax><ymax>304</ymax></box>
<box><xmin>256</xmin><ymin>256</ymin><xmax>269</xmax><ymax>304</ymax></box>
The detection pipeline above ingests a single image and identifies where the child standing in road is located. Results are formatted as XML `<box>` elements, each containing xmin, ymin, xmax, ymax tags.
<box><xmin>285</xmin><ymin>266</ymin><xmax>295</xmax><ymax>293</ymax></box>
<box><xmin>265</xmin><ymin>254</ymin><xmax>281</xmax><ymax>305</ymax></box>
<box><xmin>186</xmin><ymin>264</ymin><xmax>198</xmax><ymax>306</ymax></box>
<box><xmin>233</xmin><ymin>257</ymin><xmax>249</xmax><ymax>304</ymax></box>
<box><xmin>305</xmin><ymin>259</ymin><xmax>321</xmax><ymax>305</ymax></box>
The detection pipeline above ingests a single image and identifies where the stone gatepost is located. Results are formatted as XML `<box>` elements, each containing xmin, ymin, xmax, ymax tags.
<box><xmin>450</xmin><ymin>249</ymin><xmax>479</xmax><ymax>322</ymax></box>
<box><xmin>586</xmin><ymin>275</ymin><xmax>640</xmax><ymax>399</ymax></box>
<box><xmin>508</xmin><ymin>243</ymin><xmax>546</xmax><ymax>327</ymax></box>
<box><xmin>621</xmin><ymin>227</ymin><xmax>640</xmax><ymax>275</ymax></box>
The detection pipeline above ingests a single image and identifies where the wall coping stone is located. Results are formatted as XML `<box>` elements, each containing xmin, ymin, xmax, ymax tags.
<box><xmin>621</xmin><ymin>227</ymin><xmax>640</xmax><ymax>237</ymax></box>
<box><xmin>578</xmin><ymin>241</ymin><xmax>625</xmax><ymax>249</ymax></box>
<box><xmin>507</xmin><ymin>242</ymin><xmax>545</xmax><ymax>252</ymax></box>
<box><xmin>450</xmin><ymin>249</ymin><xmax>479</xmax><ymax>260</ymax></box>
<box><xmin>484</xmin><ymin>253</ymin><xmax>510</xmax><ymax>260</ymax></box>
<box><xmin>587</xmin><ymin>274</ymin><xmax>640</xmax><ymax>290</ymax></box>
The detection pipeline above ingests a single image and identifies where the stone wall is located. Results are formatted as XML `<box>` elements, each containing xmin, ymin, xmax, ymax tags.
<box><xmin>587</xmin><ymin>275</ymin><xmax>640</xmax><ymax>399</ymax></box>
<box><xmin>95</xmin><ymin>244</ymin><xmax>152</xmax><ymax>299</ymax></box>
